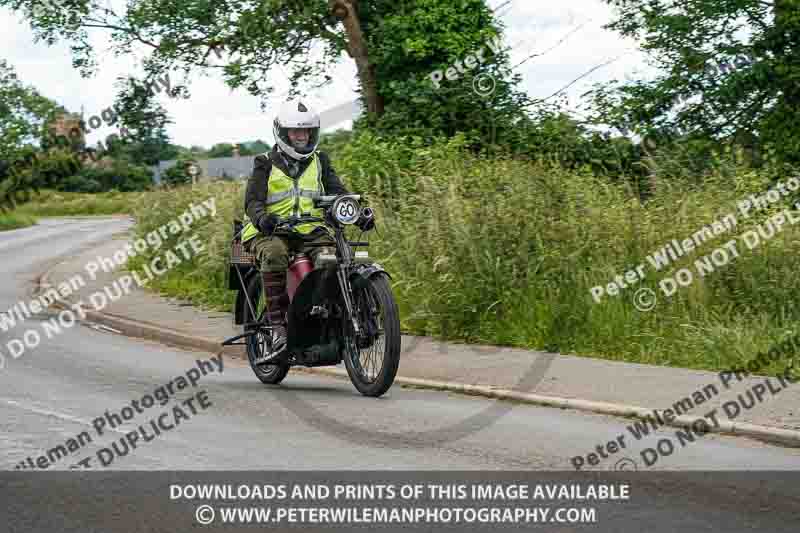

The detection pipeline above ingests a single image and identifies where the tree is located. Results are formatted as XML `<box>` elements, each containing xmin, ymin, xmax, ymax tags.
<box><xmin>5</xmin><ymin>0</ymin><xmax>523</xmax><ymax>138</ymax></box>
<box><xmin>239</xmin><ymin>139</ymin><xmax>271</xmax><ymax>156</ymax></box>
<box><xmin>589</xmin><ymin>0</ymin><xmax>800</xmax><ymax>166</ymax></box>
<box><xmin>158</xmin><ymin>143</ymin><xmax>186</xmax><ymax>161</ymax></box>
<box><xmin>0</xmin><ymin>59</ymin><xmax>60</xmax><ymax>161</ymax></box>
<box><xmin>103</xmin><ymin>77</ymin><xmax>174</xmax><ymax>166</ymax></box>
<box><xmin>207</xmin><ymin>143</ymin><xmax>235</xmax><ymax>158</ymax></box>
<box><xmin>189</xmin><ymin>145</ymin><xmax>208</xmax><ymax>155</ymax></box>
<box><xmin>0</xmin><ymin>59</ymin><xmax>62</xmax><ymax>210</ymax></box>
<box><xmin>356</xmin><ymin>0</ymin><xmax>530</xmax><ymax>142</ymax></box>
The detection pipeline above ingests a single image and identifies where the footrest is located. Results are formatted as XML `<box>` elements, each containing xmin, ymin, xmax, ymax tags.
<box><xmin>221</xmin><ymin>331</ymin><xmax>257</xmax><ymax>346</ymax></box>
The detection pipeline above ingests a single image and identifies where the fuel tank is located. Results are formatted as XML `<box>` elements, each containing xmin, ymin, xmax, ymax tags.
<box><xmin>287</xmin><ymin>253</ymin><xmax>314</xmax><ymax>302</ymax></box>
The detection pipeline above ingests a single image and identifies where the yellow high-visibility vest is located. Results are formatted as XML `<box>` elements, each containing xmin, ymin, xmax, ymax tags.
<box><xmin>241</xmin><ymin>153</ymin><xmax>325</xmax><ymax>242</ymax></box>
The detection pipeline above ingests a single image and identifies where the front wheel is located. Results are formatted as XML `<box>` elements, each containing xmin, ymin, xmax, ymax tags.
<box><xmin>343</xmin><ymin>273</ymin><xmax>401</xmax><ymax>397</ymax></box>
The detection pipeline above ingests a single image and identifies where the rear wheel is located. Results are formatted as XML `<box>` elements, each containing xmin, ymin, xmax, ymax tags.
<box><xmin>343</xmin><ymin>273</ymin><xmax>401</xmax><ymax>397</ymax></box>
<box><xmin>244</xmin><ymin>274</ymin><xmax>290</xmax><ymax>385</ymax></box>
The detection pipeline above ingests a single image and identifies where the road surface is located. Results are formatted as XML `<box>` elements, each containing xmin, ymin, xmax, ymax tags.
<box><xmin>1</xmin><ymin>218</ymin><xmax>798</xmax><ymax>532</ymax></box>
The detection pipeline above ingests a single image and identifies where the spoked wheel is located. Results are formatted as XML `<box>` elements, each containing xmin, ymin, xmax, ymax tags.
<box><xmin>244</xmin><ymin>274</ymin><xmax>290</xmax><ymax>385</ymax></box>
<box><xmin>343</xmin><ymin>273</ymin><xmax>401</xmax><ymax>397</ymax></box>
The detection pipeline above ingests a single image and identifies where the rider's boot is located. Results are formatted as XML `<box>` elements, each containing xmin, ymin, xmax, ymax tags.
<box><xmin>262</xmin><ymin>271</ymin><xmax>287</xmax><ymax>353</ymax></box>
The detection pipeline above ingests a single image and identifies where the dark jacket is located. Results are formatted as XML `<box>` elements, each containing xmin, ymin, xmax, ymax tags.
<box><xmin>244</xmin><ymin>145</ymin><xmax>349</xmax><ymax>232</ymax></box>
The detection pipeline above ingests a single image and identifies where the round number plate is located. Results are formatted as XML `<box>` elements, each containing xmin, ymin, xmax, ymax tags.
<box><xmin>333</xmin><ymin>196</ymin><xmax>361</xmax><ymax>225</ymax></box>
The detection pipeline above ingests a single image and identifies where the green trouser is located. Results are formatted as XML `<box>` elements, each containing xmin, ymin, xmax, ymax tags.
<box><xmin>245</xmin><ymin>231</ymin><xmax>334</xmax><ymax>273</ymax></box>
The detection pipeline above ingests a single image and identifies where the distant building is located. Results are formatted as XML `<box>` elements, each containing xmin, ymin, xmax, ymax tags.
<box><xmin>151</xmin><ymin>154</ymin><xmax>258</xmax><ymax>184</ymax></box>
<box><xmin>49</xmin><ymin>112</ymin><xmax>84</xmax><ymax>144</ymax></box>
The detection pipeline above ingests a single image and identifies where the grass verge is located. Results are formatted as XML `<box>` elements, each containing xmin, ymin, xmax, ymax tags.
<box><xmin>15</xmin><ymin>190</ymin><xmax>146</xmax><ymax>217</ymax></box>
<box><xmin>123</xmin><ymin>150</ymin><xmax>800</xmax><ymax>376</ymax></box>
<box><xmin>0</xmin><ymin>211</ymin><xmax>37</xmax><ymax>231</ymax></box>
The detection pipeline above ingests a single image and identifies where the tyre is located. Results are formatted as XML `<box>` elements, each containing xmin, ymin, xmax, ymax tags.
<box><xmin>343</xmin><ymin>273</ymin><xmax>401</xmax><ymax>397</ymax></box>
<box><xmin>244</xmin><ymin>274</ymin><xmax>290</xmax><ymax>385</ymax></box>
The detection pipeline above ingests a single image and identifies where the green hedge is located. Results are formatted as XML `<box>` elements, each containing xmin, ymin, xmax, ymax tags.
<box><xmin>126</xmin><ymin>142</ymin><xmax>800</xmax><ymax>375</ymax></box>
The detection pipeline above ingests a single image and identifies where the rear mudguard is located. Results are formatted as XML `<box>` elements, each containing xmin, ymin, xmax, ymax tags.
<box><xmin>233</xmin><ymin>268</ymin><xmax>258</xmax><ymax>325</ymax></box>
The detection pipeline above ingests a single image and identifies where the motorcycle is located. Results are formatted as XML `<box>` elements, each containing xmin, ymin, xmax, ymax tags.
<box><xmin>223</xmin><ymin>194</ymin><xmax>401</xmax><ymax>397</ymax></box>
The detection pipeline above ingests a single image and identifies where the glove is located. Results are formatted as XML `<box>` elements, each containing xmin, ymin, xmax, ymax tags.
<box><xmin>355</xmin><ymin>214</ymin><xmax>375</xmax><ymax>232</ymax></box>
<box><xmin>257</xmin><ymin>213</ymin><xmax>280</xmax><ymax>236</ymax></box>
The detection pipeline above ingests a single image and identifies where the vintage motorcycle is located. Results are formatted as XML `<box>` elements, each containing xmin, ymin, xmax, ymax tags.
<box><xmin>223</xmin><ymin>194</ymin><xmax>401</xmax><ymax>397</ymax></box>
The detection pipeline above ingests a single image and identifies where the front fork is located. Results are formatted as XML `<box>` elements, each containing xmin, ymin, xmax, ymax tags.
<box><xmin>336</xmin><ymin>265</ymin><xmax>361</xmax><ymax>336</ymax></box>
<box><xmin>333</xmin><ymin>228</ymin><xmax>362</xmax><ymax>337</ymax></box>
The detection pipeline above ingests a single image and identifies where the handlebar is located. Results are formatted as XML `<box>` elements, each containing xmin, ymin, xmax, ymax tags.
<box><xmin>270</xmin><ymin>194</ymin><xmax>366</xmax><ymax>235</ymax></box>
<box><xmin>272</xmin><ymin>215</ymin><xmax>326</xmax><ymax>233</ymax></box>
<box><xmin>313</xmin><ymin>194</ymin><xmax>360</xmax><ymax>208</ymax></box>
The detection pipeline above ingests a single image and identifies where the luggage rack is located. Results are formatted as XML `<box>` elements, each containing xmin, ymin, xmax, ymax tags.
<box><xmin>230</xmin><ymin>220</ymin><xmax>256</xmax><ymax>266</ymax></box>
<box><xmin>225</xmin><ymin>220</ymin><xmax>260</xmax><ymax>343</ymax></box>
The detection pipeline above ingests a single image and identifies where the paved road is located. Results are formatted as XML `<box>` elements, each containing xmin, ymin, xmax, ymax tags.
<box><xmin>1</xmin><ymin>218</ymin><xmax>799</xmax><ymax>531</ymax></box>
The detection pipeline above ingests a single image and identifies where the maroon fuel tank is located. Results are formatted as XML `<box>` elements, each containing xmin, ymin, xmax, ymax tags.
<box><xmin>286</xmin><ymin>253</ymin><xmax>314</xmax><ymax>302</ymax></box>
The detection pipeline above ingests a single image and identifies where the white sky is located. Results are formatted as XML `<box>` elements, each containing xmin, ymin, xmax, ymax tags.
<box><xmin>1</xmin><ymin>0</ymin><xmax>650</xmax><ymax>150</ymax></box>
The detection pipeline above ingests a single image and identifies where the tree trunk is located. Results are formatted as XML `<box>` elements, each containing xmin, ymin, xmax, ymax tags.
<box><xmin>773</xmin><ymin>0</ymin><xmax>800</xmax><ymax>107</ymax></box>
<box><xmin>331</xmin><ymin>0</ymin><xmax>384</xmax><ymax>118</ymax></box>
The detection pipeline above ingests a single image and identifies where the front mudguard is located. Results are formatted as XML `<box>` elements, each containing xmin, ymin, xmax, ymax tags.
<box><xmin>284</xmin><ymin>262</ymin><xmax>391</xmax><ymax>351</ymax></box>
<box><xmin>349</xmin><ymin>262</ymin><xmax>391</xmax><ymax>291</ymax></box>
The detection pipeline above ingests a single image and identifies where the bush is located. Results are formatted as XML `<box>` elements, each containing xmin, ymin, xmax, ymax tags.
<box><xmin>62</xmin><ymin>161</ymin><xmax>153</xmax><ymax>193</ymax></box>
<box><xmin>162</xmin><ymin>156</ymin><xmax>200</xmax><ymax>187</ymax></box>
<box><xmin>0</xmin><ymin>148</ymin><xmax>81</xmax><ymax>211</ymax></box>
<box><xmin>331</xmin><ymin>131</ymin><xmax>469</xmax><ymax>201</ymax></box>
<box><xmin>59</xmin><ymin>175</ymin><xmax>103</xmax><ymax>193</ymax></box>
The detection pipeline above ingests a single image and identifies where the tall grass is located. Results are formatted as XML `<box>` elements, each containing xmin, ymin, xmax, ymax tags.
<box><xmin>369</xmin><ymin>157</ymin><xmax>800</xmax><ymax>374</ymax></box>
<box><xmin>127</xmin><ymin>149</ymin><xmax>800</xmax><ymax>375</ymax></box>
<box><xmin>0</xmin><ymin>211</ymin><xmax>37</xmax><ymax>231</ymax></box>
<box><xmin>126</xmin><ymin>182</ymin><xmax>244</xmax><ymax>311</ymax></box>
<box><xmin>15</xmin><ymin>190</ymin><xmax>145</xmax><ymax>216</ymax></box>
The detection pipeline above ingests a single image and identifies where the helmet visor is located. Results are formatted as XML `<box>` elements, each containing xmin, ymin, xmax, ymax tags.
<box><xmin>279</xmin><ymin>127</ymin><xmax>320</xmax><ymax>155</ymax></box>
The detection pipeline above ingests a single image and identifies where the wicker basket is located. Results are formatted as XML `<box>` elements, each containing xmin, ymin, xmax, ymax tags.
<box><xmin>231</xmin><ymin>241</ymin><xmax>256</xmax><ymax>265</ymax></box>
<box><xmin>230</xmin><ymin>220</ymin><xmax>256</xmax><ymax>266</ymax></box>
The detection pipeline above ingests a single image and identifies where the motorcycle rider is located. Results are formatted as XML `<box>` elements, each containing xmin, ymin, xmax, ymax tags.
<box><xmin>241</xmin><ymin>100</ymin><xmax>373</xmax><ymax>353</ymax></box>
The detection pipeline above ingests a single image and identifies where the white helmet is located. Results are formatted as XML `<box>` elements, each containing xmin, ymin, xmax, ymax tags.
<box><xmin>273</xmin><ymin>100</ymin><xmax>321</xmax><ymax>160</ymax></box>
